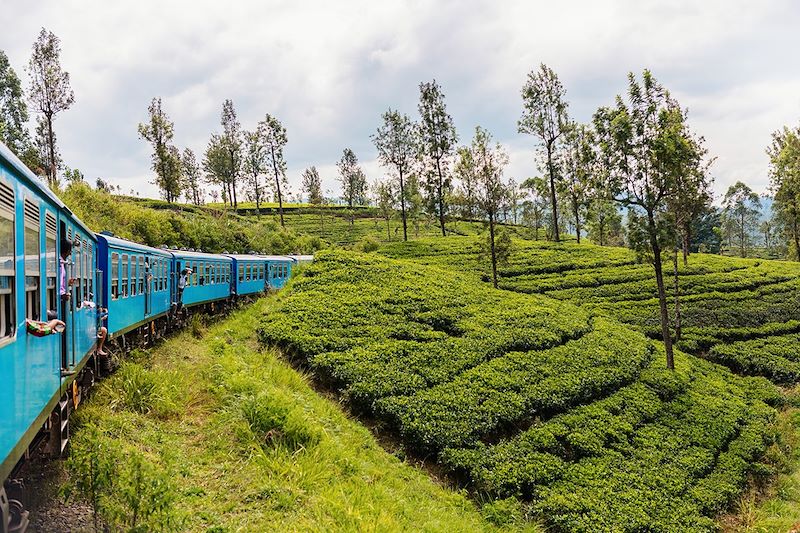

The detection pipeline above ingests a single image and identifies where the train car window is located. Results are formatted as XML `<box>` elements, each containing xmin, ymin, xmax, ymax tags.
<box><xmin>121</xmin><ymin>254</ymin><xmax>129</xmax><ymax>297</ymax></box>
<box><xmin>0</xmin><ymin>181</ymin><xmax>15</xmax><ymax>339</ymax></box>
<box><xmin>131</xmin><ymin>256</ymin><xmax>137</xmax><ymax>296</ymax></box>
<box><xmin>238</xmin><ymin>264</ymin><xmax>244</xmax><ymax>282</ymax></box>
<box><xmin>159</xmin><ymin>259</ymin><xmax>165</xmax><ymax>291</ymax></box>
<box><xmin>45</xmin><ymin>212</ymin><xmax>57</xmax><ymax>314</ymax></box>
<box><xmin>138</xmin><ymin>256</ymin><xmax>144</xmax><ymax>294</ymax></box>
<box><xmin>197</xmin><ymin>261</ymin><xmax>203</xmax><ymax>285</ymax></box>
<box><xmin>215</xmin><ymin>264</ymin><xmax>220</xmax><ymax>284</ymax></box>
<box><xmin>227</xmin><ymin>265</ymin><xmax>231</xmax><ymax>283</ymax></box>
<box><xmin>82</xmin><ymin>239</ymin><xmax>89</xmax><ymax>302</ymax></box>
<box><xmin>23</xmin><ymin>199</ymin><xmax>41</xmax><ymax>320</ymax></box>
<box><xmin>111</xmin><ymin>252</ymin><xmax>119</xmax><ymax>300</ymax></box>
<box><xmin>88</xmin><ymin>245</ymin><xmax>93</xmax><ymax>300</ymax></box>
<box><xmin>260</xmin><ymin>265</ymin><xmax>265</xmax><ymax>280</ymax></box>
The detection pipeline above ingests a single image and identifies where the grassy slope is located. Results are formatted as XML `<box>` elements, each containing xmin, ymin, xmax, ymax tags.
<box><xmin>70</xmin><ymin>298</ymin><xmax>526</xmax><ymax>532</ymax></box>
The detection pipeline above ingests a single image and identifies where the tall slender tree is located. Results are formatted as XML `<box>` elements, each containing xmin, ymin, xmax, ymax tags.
<box><xmin>203</xmin><ymin>133</ymin><xmax>234</xmax><ymax>206</ymax></box>
<box><xmin>373</xmin><ymin>109</ymin><xmax>417</xmax><ymax>241</ymax></box>
<box><xmin>418</xmin><ymin>80</ymin><xmax>457</xmax><ymax>236</ymax></box>
<box><xmin>374</xmin><ymin>178</ymin><xmax>396</xmax><ymax>240</ymax></box>
<box><xmin>260</xmin><ymin>114</ymin><xmax>289</xmax><ymax>226</ymax></box>
<box><xmin>560</xmin><ymin>123</ymin><xmax>594</xmax><ymax>243</ymax></box>
<box><xmin>0</xmin><ymin>50</ymin><xmax>32</xmax><ymax>158</ymax></box>
<box><xmin>27</xmin><ymin>28</ymin><xmax>74</xmax><ymax>187</ymax></box>
<box><xmin>594</xmin><ymin>70</ymin><xmax>707</xmax><ymax>371</ymax></box>
<box><xmin>138</xmin><ymin>98</ymin><xmax>181</xmax><ymax>202</ymax></box>
<box><xmin>302</xmin><ymin>166</ymin><xmax>323</xmax><ymax>205</ymax></box>
<box><xmin>722</xmin><ymin>181</ymin><xmax>761</xmax><ymax>258</ymax></box>
<box><xmin>471</xmin><ymin>126</ymin><xmax>509</xmax><ymax>288</ymax></box>
<box><xmin>454</xmin><ymin>146</ymin><xmax>479</xmax><ymax>220</ymax></box>
<box><xmin>242</xmin><ymin>127</ymin><xmax>267</xmax><ymax>213</ymax></box>
<box><xmin>220</xmin><ymin>99</ymin><xmax>242</xmax><ymax>209</ymax></box>
<box><xmin>182</xmin><ymin>148</ymin><xmax>203</xmax><ymax>205</ymax></box>
<box><xmin>767</xmin><ymin>123</ymin><xmax>800</xmax><ymax>260</ymax></box>
<box><xmin>518</xmin><ymin>64</ymin><xmax>570</xmax><ymax>242</ymax></box>
<box><xmin>338</xmin><ymin>148</ymin><xmax>367</xmax><ymax>212</ymax></box>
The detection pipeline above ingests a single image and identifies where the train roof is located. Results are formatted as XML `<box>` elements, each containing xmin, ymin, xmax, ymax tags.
<box><xmin>96</xmin><ymin>233</ymin><xmax>174</xmax><ymax>256</ymax></box>
<box><xmin>287</xmin><ymin>254</ymin><xmax>314</xmax><ymax>262</ymax></box>
<box><xmin>226</xmin><ymin>254</ymin><xmax>294</xmax><ymax>262</ymax></box>
<box><xmin>168</xmin><ymin>249</ymin><xmax>231</xmax><ymax>261</ymax></box>
<box><xmin>0</xmin><ymin>142</ymin><xmax>94</xmax><ymax>237</ymax></box>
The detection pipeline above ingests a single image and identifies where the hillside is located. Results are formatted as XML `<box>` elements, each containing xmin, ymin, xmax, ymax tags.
<box><xmin>55</xmin><ymin>301</ymin><xmax>518</xmax><ymax>532</ymax></box>
<box><xmin>259</xmin><ymin>250</ymin><xmax>782</xmax><ymax>531</ymax></box>
<box><xmin>379</xmin><ymin>236</ymin><xmax>800</xmax><ymax>385</ymax></box>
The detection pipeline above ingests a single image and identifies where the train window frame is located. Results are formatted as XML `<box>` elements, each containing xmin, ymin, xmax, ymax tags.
<box><xmin>82</xmin><ymin>238</ymin><xmax>89</xmax><ymax>303</ymax></box>
<box><xmin>130</xmin><ymin>255</ymin><xmax>137</xmax><ymax>296</ymax></box>
<box><xmin>44</xmin><ymin>211</ymin><xmax>57</xmax><ymax>316</ymax></box>
<box><xmin>88</xmin><ymin>243</ymin><xmax>93</xmax><ymax>301</ymax></box>
<box><xmin>121</xmin><ymin>254</ymin><xmax>129</xmax><ymax>298</ymax></box>
<box><xmin>0</xmin><ymin>180</ymin><xmax>15</xmax><ymax>341</ymax></box>
<box><xmin>111</xmin><ymin>252</ymin><xmax>119</xmax><ymax>300</ymax></box>
<box><xmin>23</xmin><ymin>198</ymin><xmax>41</xmax><ymax>321</ymax></box>
<box><xmin>138</xmin><ymin>256</ymin><xmax>144</xmax><ymax>294</ymax></box>
<box><xmin>238</xmin><ymin>264</ymin><xmax>244</xmax><ymax>282</ymax></box>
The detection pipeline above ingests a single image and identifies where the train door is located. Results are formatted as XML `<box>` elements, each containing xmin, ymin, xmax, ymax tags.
<box><xmin>144</xmin><ymin>256</ymin><xmax>153</xmax><ymax>317</ymax></box>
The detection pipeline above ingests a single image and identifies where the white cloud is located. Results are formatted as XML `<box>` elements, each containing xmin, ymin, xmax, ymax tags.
<box><xmin>2</xmin><ymin>0</ymin><xmax>799</xmax><ymax>201</ymax></box>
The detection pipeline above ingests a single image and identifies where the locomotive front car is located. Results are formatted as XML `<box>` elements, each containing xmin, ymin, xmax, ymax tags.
<box><xmin>170</xmin><ymin>250</ymin><xmax>232</xmax><ymax>309</ymax></box>
<box><xmin>264</xmin><ymin>255</ymin><xmax>294</xmax><ymax>290</ymax></box>
<box><xmin>0</xmin><ymin>143</ymin><xmax>98</xmax><ymax>521</ymax></box>
<box><xmin>228</xmin><ymin>254</ymin><xmax>269</xmax><ymax>297</ymax></box>
<box><xmin>96</xmin><ymin>234</ymin><xmax>173</xmax><ymax>340</ymax></box>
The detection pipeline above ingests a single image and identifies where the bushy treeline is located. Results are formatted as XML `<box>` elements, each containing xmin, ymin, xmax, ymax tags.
<box><xmin>60</xmin><ymin>182</ymin><xmax>324</xmax><ymax>254</ymax></box>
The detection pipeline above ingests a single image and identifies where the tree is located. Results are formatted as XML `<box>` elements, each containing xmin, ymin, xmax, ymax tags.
<box><xmin>373</xmin><ymin>109</ymin><xmax>416</xmax><ymax>241</ymax></box>
<box><xmin>302</xmin><ymin>166</ymin><xmax>323</xmax><ymax>205</ymax></box>
<box><xmin>373</xmin><ymin>179</ymin><xmax>396</xmax><ymax>240</ymax></box>
<box><xmin>27</xmin><ymin>28</ymin><xmax>74</xmax><ymax>187</ymax></box>
<box><xmin>203</xmin><ymin>133</ymin><xmax>234</xmax><ymax>206</ymax></box>
<box><xmin>586</xmin><ymin>196</ymin><xmax>623</xmax><ymax>246</ymax></box>
<box><xmin>34</xmin><ymin>115</ymin><xmax>58</xmax><ymax>179</ymax></box>
<box><xmin>220</xmin><ymin>99</ymin><xmax>242</xmax><ymax>209</ymax></box>
<box><xmin>518</xmin><ymin>64</ymin><xmax>570</xmax><ymax>242</ymax></box>
<box><xmin>722</xmin><ymin>181</ymin><xmax>761</xmax><ymax>258</ymax></box>
<box><xmin>594</xmin><ymin>70</ymin><xmax>707</xmax><ymax>371</ymax></box>
<box><xmin>405</xmin><ymin>173</ymin><xmax>425</xmax><ymax>237</ymax></box>
<box><xmin>520</xmin><ymin>177</ymin><xmax>549</xmax><ymax>240</ymax></box>
<box><xmin>242</xmin><ymin>128</ymin><xmax>267</xmax><ymax>213</ymax></box>
<box><xmin>138</xmin><ymin>98</ymin><xmax>182</xmax><ymax>202</ymax></box>
<box><xmin>560</xmin><ymin>123</ymin><xmax>594</xmax><ymax>243</ymax></box>
<box><xmin>259</xmin><ymin>114</ymin><xmax>289</xmax><ymax>226</ymax></box>
<box><xmin>337</xmin><ymin>148</ymin><xmax>367</xmax><ymax>213</ymax></box>
<box><xmin>471</xmin><ymin>126</ymin><xmax>509</xmax><ymax>289</ymax></box>
<box><xmin>63</xmin><ymin>166</ymin><xmax>84</xmax><ymax>184</ymax></box>
<box><xmin>182</xmin><ymin>148</ymin><xmax>203</xmax><ymax>205</ymax></box>
<box><xmin>767</xmin><ymin>123</ymin><xmax>800</xmax><ymax>260</ymax></box>
<box><xmin>418</xmin><ymin>80</ymin><xmax>458</xmax><ymax>236</ymax></box>
<box><xmin>0</xmin><ymin>50</ymin><xmax>32</xmax><ymax>158</ymax></box>
<box><xmin>506</xmin><ymin>178</ymin><xmax>521</xmax><ymax>224</ymax></box>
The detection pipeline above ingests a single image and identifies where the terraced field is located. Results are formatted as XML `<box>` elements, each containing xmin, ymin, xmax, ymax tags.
<box><xmin>379</xmin><ymin>237</ymin><xmax>800</xmax><ymax>385</ymax></box>
<box><xmin>259</xmin><ymin>250</ymin><xmax>781</xmax><ymax>531</ymax></box>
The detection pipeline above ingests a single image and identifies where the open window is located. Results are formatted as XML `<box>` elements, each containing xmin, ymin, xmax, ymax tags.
<box><xmin>45</xmin><ymin>212</ymin><xmax>57</xmax><ymax>315</ymax></box>
<box><xmin>138</xmin><ymin>256</ymin><xmax>144</xmax><ymax>294</ymax></box>
<box><xmin>24</xmin><ymin>198</ymin><xmax>41</xmax><ymax>321</ymax></box>
<box><xmin>0</xmin><ymin>181</ymin><xmax>15</xmax><ymax>339</ymax></box>
<box><xmin>130</xmin><ymin>255</ymin><xmax>137</xmax><ymax>296</ymax></box>
<box><xmin>238</xmin><ymin>264</ymin><xmax>244</xmax><ymax>282</ymax></box>
<box><xmin>121</xmin><ymin>254</ymin><xmax>129</xmax><ymax>297</ymax></box>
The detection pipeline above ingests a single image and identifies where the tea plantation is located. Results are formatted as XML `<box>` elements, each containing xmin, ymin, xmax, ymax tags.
<box><xmin>260</xmin><ymin>250</ymin><xmax>783</xmax><ymax>531</ymax></box>
<box><xmin>379</xmin><ymin>236</ymin><xmax>800</xmax><ymax>385</ymax></box>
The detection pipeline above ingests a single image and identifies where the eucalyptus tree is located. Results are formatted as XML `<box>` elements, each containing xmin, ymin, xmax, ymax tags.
<box><xmin>203</xmin><ymin>133</ymin><xmax>234</xmax><ymax>206</ymax></box>
<box><xmin>0</xmin><ymin>50</ymin><xmax>32</xmax><ymax>159</ymax></box>
<box><xmin>594</xmin><ymin>70</ymin><xmax>709</xmax><ymax>371</ymax></box>
<box><xmin>518</xmin><ymin>64</ymin><xmax>570</xmax><ymax>241</ymax></box>
<box><xmin>373</xmin><ymin>178</ymin><xmax>396</xmax><ymax>240</ymax></box>
<box><xmin>560</xmin><ymin>123</ymin><xmax>595</xmax><ymax>243</ymax></box>
<box><xmin>454</xmin><ymin>146</ymin><xmax>479</xmax><ymax>219</ymax></box>
<box><xmin>470</xmin><ymin>126</ymin><xmax>509</xmax><ymax>288</ymax></box>
<box><xmin>373</xmin><ymin>109</ymin><xmax>416</xmax><ymax>241</ymax></box>
<box><xmin>520</xmin><ymin>176</ymin><xmax>549</xmax><ymax>240</ymax></box>
<box><xmin>302</xmin><ymin>166</ymin><xmax>324</xmax><ymax>229</ymax></box>
<box><xmin>27</xmin><ymin>29</ymin><xmax>74</xmax><ymax>187</ymax></box>
<box><xmin>722</xmin><ymin>181</ymin><xmax>761</xmax><ymax>258</ymax></box>
<box><xmin>767</xmin><ymin>123</ymin><xmax>800</xmax><ymax>260</ymax></box>
<box><xmin>338</xmin><ymin>148</ymin><xmax>367</xmax><ymax>213</ymax></box>
<box><xmin>220</xmin><ymin>99</ymin><xmax>242</xmax><ymax>209</ymax></box>
<box><xmin>586</xmin><ymin>197</ymin><xmax>623</xmax><ymax>246</ymax></box>
<box><xmin>138</xmin><ymin>98</ymin><xmax>181</xmax><ymax>203</ymax></box>
<box><xmin>259</xmin><ymin>114</ymin><xmax>289</xmax><ymax>226</ymax></box>
<box><xmin>418</xmin><ymin>80</ymin><xmax>458</xmax><ymax>236</ymax></box>
<box><xmin>182</xmin><ymin>148</ymin><xmax>203</xmax><ymax>205</ymax></box>
<box><xmin>242</xmin><ymin>128</ymin><xmax>267</xmax><ymax>213</ymax></box>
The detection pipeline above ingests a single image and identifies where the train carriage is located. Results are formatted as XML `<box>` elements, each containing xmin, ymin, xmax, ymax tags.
<box><xmin>170</xmin><ymin>250</ymin><xmax>232</xmax><ymax>309</ymax></box>
<box><xmin>96</xmin><ymin>235</ymin><xmax>173</xmax><ymax>338</ymax></box>
<box><xmin>0</xmin><ymin>144</ymin><xmax>98</xmax><ymax>523</ymax></box>
<box><xmin>228</xmin><ymin>254</ymin><xmax>269</xmax><ymax>296</ymax></box>
<box><xmin>264</xmin><ymin>255</ymin><xmax>294</xmax><ymax>290</ymax></box>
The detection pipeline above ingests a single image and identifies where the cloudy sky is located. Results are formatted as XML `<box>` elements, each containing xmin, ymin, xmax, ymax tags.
<box><xmin>3</xmin><ymin>0</ymin><xmax>800</xmax><ymax>202</ymax></box>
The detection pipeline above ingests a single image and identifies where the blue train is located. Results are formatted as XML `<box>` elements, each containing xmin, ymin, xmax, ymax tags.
<box><xmin>0</xmin><ymin>143</ymin><xmax>306</xmax><ymax>532</ymax></box>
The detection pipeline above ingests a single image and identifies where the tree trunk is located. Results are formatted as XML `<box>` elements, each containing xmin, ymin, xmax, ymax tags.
<box><xmin>271</xmin><ymin>147</ymin><xmax>284</xmax><ymax>227</ymax></box>
<box><xmin>682</xmin><ymin>228</ymin><xmax>689</xmax><ymax>266</ymax></box>
<box><xmin>740</xmin><ymin>212</ymin><xmax>745</xmax><ymax>258</ymax></box>
<box><xmin>46</xmin><ymin>113</ymin><xmax>56</xmax><ymax>187</ymax></box>
<box><xmin>435</xmin><ymin>158</ymin><xmax>446</xmax><ymax>236</ymax></box>
<box><xmin>672</xmin><ymin>246</ymin><xmax>682</xmax><ymax>343</ymax></box>
<box><xmin>386</xmin><ymin>217</ymin><xmax>391</xmax><ymax>240</ymax></box>
<box><xmin>254</xmin><ymin>175</ymin><xmax>261</xmax><ymax>218</ymax></box>
<box><xmin>572</xmin><ymin>197</ymin><xmax>581</xmax><ymax>244</ymax></box>
<box><xmin>648</xmin><ymin>211</ymin><xmax>675</xmax><ymax>370</ymax></box>
<box><xmin>792</xmin><ymin>201</ymin><xmax>800</xmax><ymax>261</ymax></box>
<box><xmin>489</xmin><ymin>213</ymin><xmax>498</xmax><ymax>289</ymax></box>
<box><xmin>399</xmin><ymin>168</ymin><xmax>408</xmax><ymax>241</ymax></box>
<box><xmin>547</xmin><ymin>142</ymin><xmax>560</xmax><ymax>242</ymax></box>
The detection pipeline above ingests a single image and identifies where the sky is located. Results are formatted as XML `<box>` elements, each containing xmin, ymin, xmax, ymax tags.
<box><xmin>3</xmin><ymin>0</ymin><xmax>800</xmax><ymax>202</ymax></box>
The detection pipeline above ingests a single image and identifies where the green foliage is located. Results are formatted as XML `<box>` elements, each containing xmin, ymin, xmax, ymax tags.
<box><xmin>109</xmin><ymin>362</ymin><xmax>181</xmax><ymax>418</ymax></box>
<box><xmin>259</xmin><ymin>249</ymin><xmax>779</xmax><ymax>530</ymax></box>
<box><xmin>65</xmin><ymin>424</ymin><xmax>116</xmax><ymax>530</ymax></box>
